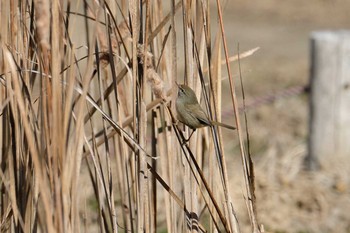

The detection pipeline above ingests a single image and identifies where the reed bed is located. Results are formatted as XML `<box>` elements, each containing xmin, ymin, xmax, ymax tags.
<box><xmin>0</xmin><ymin>0</ymin><xmax>260</xmax><ymax>232</ymax></box>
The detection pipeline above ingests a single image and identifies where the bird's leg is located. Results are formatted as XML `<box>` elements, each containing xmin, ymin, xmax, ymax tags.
<box><xmin>181</xmin><ymin>129</ymin><xmax>196</xmax><ymax>145</ymax></box>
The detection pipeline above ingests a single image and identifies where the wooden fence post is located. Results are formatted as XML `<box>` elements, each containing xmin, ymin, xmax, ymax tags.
<box><xmin>307</xmin><ymin>30</ymin><xmax>350</xmax><ymax>170</ymax></box>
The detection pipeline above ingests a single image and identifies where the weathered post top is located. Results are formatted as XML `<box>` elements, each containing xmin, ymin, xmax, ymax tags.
<box><xmin>308</xmin><ymin>30</ymin><xmax>350</xmax><ymax>170</ymax></box>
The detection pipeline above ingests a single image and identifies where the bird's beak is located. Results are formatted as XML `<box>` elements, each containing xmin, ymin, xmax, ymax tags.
<box><xmin>175</xmin><ymin>82</ymin><xmax>182</xmax><ymax>96</ymax></box>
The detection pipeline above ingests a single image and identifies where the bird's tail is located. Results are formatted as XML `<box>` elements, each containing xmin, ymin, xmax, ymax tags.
<box><xmin>210</xmin><ymin>120</ymin><xmax>236</xmax><ymax>130</ymax></box>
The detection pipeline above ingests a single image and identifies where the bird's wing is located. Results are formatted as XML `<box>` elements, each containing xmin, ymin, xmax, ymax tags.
<box><xmin>186</xmin><ymin>103</ymin><xmax>211</xmax><ymax>126</ymax></box>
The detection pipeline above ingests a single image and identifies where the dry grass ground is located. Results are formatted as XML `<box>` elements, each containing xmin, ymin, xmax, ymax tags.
<box><xmin>220</xmin><ymin>1</ymin><xmax>350</xmax><ymax>232</ymax></box>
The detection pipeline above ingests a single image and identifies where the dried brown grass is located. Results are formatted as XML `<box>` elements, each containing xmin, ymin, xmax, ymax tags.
<box><xmin>0</xmin><ymin>0</ymin><xmax>260</xmax><ymax>232</ymax></box>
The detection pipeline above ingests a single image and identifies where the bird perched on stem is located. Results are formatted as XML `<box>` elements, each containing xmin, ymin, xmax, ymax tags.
<box><xmin>175</xmin><ymin>83</ymin><xmax>236</xmax><ymax>142</ymax></box>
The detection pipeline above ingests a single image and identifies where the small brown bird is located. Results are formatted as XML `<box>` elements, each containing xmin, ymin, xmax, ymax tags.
<box><xmin>176</xmin><ymin>83</ymin><xmax>235</xmax><ymax>141</ymax></box>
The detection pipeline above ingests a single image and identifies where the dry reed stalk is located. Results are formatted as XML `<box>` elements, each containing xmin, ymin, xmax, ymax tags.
<box><xmin>209</xmin><ymin>28</ymin><xmax>223</xmax><ymax>232</ymax></box>
<box><xmin>215</xmin><ymin>0</ymin><xmax>261</xmax><ymax>232</ymax></box>
<box><xmin>180</xmin><ymin>2</ymin><xmax>199</xmax><ymax>233</ymax></box>
<box><xmin>3</xmin><ymin>46</ymin><xmax>54</xmax><ymax>232</ymax></box>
